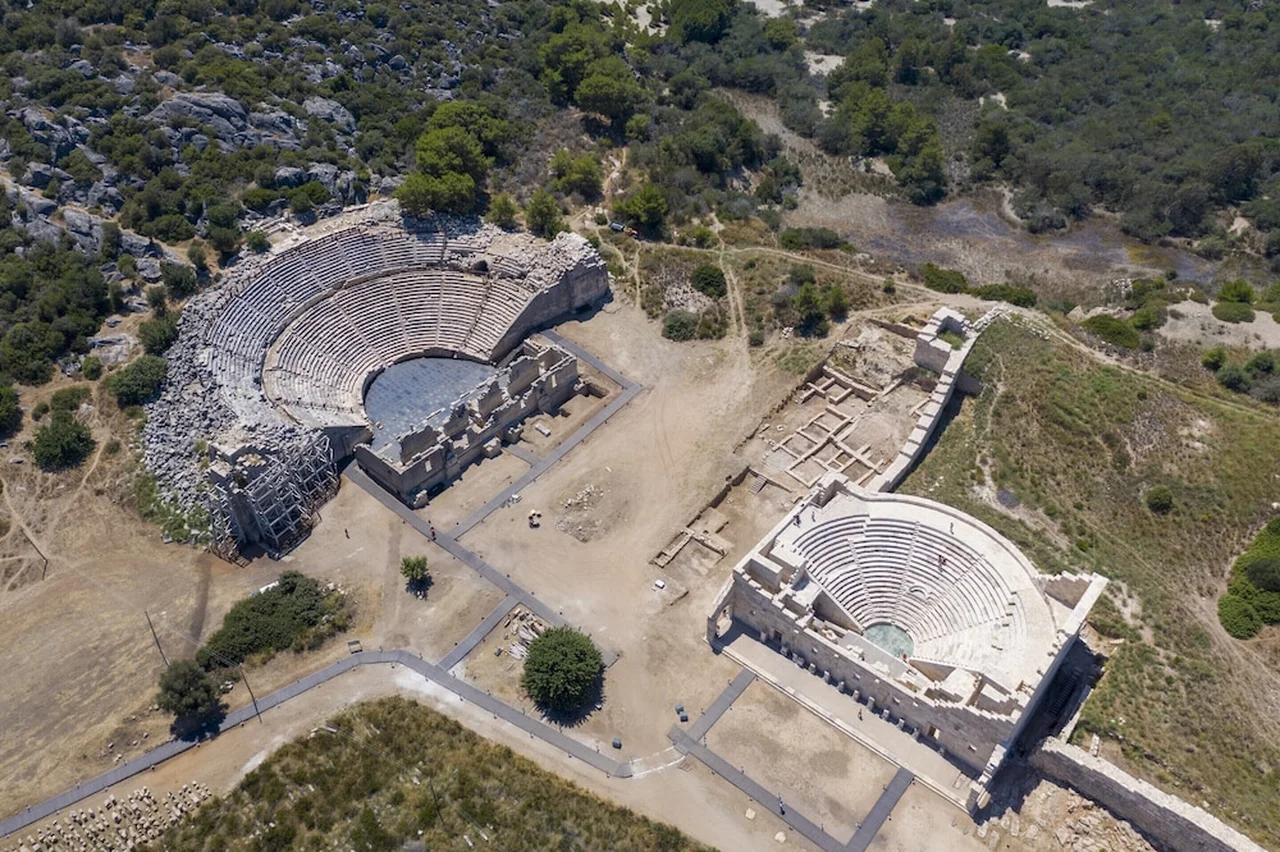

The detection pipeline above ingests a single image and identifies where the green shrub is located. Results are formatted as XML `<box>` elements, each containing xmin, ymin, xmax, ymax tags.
<box><xmin>162</xmin><ymin>263</ymin><xmax>198</xmax><ymax>300</ymax></box>
<box><xmin>1218</xmin><ymin>593</ymin><xmax>1262</xmax><ymax>639</ymax></box>
<box><xmin>690</xmin><ymin>264</ymin><xmax>727</xmax><ymax>299</ymax></box>
<box><xmin>245</xmin><ymin>231</ymin><xmax>270</xmax><ymax>252</ymax></box>
<box><xmin>921</xmin><ymin>263</ymin><xmax>970</xmax><ymax>294</ymax></box>
<box><xmin>1130</xmin><ymin>304</ymin><xmax>1167</xmax><ymax>331</ymax></box>
<box><xmin>197</xmin><ymin>571</ymin><xmax>347</xmax><ymax>669</ymax></box>
<box><xmin>524</xmin><ymin>188</ymin><xmax>565</xmax><ymax>238</ymax></box>
<box><xmin>1216</xmin><ymin>363</ymin><xmax>1251</xmax><ymax>393</ymax></box>
<box><xmin>662</xmin><ymin>310</ymin><xmax>698</xmax><ymax>341</ymax></box>
<box><xmin>788</xmin><ymin>264</ymin><xmax>816</xmax><ymax>286</ymax></box>
<box><xmin>1081</xmin><ymin>315</ymin><xmax>1140</xmax><ymax>349</ymax></box>
<box><xmin>486</xmin><ymin>193</ymin><xmax>520</xmax><ymax>229</ymax></box>
<box><xmin>1201</xmin><ymin>346</ymin><xmax>1227</xmax><ymax>371</ymax></box>
<box><xmin>50</xmin><ymin>386</ymin><xmax>90</xmax><ymax>412</ymax></box>
<box><xmin>139</xmin><ymin>314</ymin><xmax>180</xmax><ymax>354</ymax></box>
<box><xmin>1145</xmin><ymin>485</ymin><xmax>1173</xmax><ymax>514</ymax></box>
<box><xmin>521</xmin><ymin>626</ymin><xmax>602</xmax><ymax>712</ymax></box>
<box><xmin>31</xmin><ymin>411</ymin><xmax>95</xmax><ymax>470</ymax></box>
<box><xmin>1243</xmin><ymin>555</ymin><xmax>1280</xmax><ymax>593</ymax></box>
<box><xmin>823</xmin><ymin>285</ymin><xmax>849</xmax><ymax>319</ymax></box>
<box><xmin>748</xmin><ymin>329</ymin><xmax>765</xmax><ymax>347</ymax></box>
<box><xmin>81</xmin><ymin>356</ymin><xmax>103</xmax><ymax>380</ymax></box>
<box><xmin>1218</xmin><ymin>279</ymin><xmax>1255</xmax><ymax>304</ymax></box>
<box><xmin>32</xmin><ymin>401</ymin><xmax>49</xmax><ymax>421</ymax></box>
<box><xmin>145</xmin><ymin>285</ymin><xmax>168</xmax><ymax>313</ymax></box>
<box><xmin>779</xmin><ymin>227</ymin><xmax>847</xmax><ymax>251</ymax></box>
<box><xmin>614</xmin><ymin>184</ymin><xmax>667</xmax><ymax>235</ymax></box>
<box><xmin>0</xmin><ymin>385</ymin><xmax>20</xmax><ymax>437</ymax></box>
<box><xmin>105</xmin><ymin>355</ymin><xmax>168</xmax><ymax>406</ymax></box>
<box><xmin>400</xmin><ymin>555</ymin><xmax>430</xmax><ymax>591</ymax></box>
<box><xmin>156</xmin><ymin>659</ymin><xmax>224</xmax><ymax>724</ymax></box>
<box><xmin>1212</xmin><ymin>301</ymin><xmax>1255</xmax><ymax>323</ymax></box>
<box><xmin>973</xmin><ymin>283</ymin><xmax>1037</xmax><ymax>307</ymax></box>
<box><xmin>1246</xmin><ymin>351</ymin><xmax>1275</xmax><ymax>376</ymax></box>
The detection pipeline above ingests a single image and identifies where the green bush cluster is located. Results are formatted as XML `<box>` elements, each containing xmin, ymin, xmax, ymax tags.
<box><xmin>919</xmin><ymin>264</ymin><xmax>1036</xmax><ymax>307</ymax></box>
<box><xmin>195</xmin><ymin>571</ymin><xmax>350</xmax><ymax>670</ymax></box>
<box><xmin>690</xmin><ymin>264</ymin><xmax>727</xmax><ymax>299</ymax></box>
<box><xmin>921</xmin><ymin>263</ymin><xmax>969</xmax><ymax>294</ymax></box>
<box><xmin>549</xmin><ymin>149</ymin><xmax>602</xmax><ymax>199</ymax></box>
<box><xmin>1218</xmin><ymin>519</ymin><xmax>1280</xmax><ymax>639</ymax></box>
<box><xmin>0</xmin><ymin>220</ymin><xmax>110</xmax><ymax>385</ymax></box>
<box><xmin>662</xmin><ymin>306</ymin><xmax>726</xmax><ymax>341</ymax></box>
<box><xmin>105</xmin><ymin>355</ymin><xmax>168</xmax><ymax>406</ymax></box>
<box><xmin>138</xmin><ymin>313</ymin><xmax>180</xmax><ymax>355</ymax></box>
<box><xmin>146</xmin><ymin>698</ymin><xmax>710</xmax><ymax>851</ymax></box>
<box><xmin>31</xmin><ymin>410</ymin><xmax>95</xmax><ymax>470</ymax></box>
<box><xmin>1144</xmin><ymin>485</ymin><xmax>1173</xmax><ymax>514</ymax></box>
<box><xmin>779</xmin><ymin>227</ymin><xmax>848</xmax><ymax>251</ymax></box>
<box><xmin>1081</xmin><ymin>315</ymin><xmax>1140</xmax><ymax>350</ymax></box>
<box><xmin>1205</xmin><ymin>347</ymin><xmax>1279</xmax><ymax>403</ymax></box>
<box><xmin>1212</xmin><ymin>301</ymin><xmax>1256</xmax><ymax>324</ymax></box>
<box><xmin>0</xmin><ymin>385</ymin><xmax>21</xmax><ymax>437</ymax></box>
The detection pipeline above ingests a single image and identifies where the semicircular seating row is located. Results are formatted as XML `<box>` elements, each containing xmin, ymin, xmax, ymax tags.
<box><xmin>791</xmin><ymin>515</ymin><xmax>1027</xmax><ymax>669</ymax></box>
<box><xmin>204</xmin><ymin>226</ymin><xmax>538</xmax><ymax>427</ymax></box>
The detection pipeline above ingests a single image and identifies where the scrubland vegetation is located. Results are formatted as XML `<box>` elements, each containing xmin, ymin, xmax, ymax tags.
<box><xmin>144</xmin><ymin>697</ymin><xmax>711</xmax><ymax>852</ymax></box>
<box><xmin>904</xmin><ymin>320</ymin><xmax>1280</xmax><ymax>845</ymax></box>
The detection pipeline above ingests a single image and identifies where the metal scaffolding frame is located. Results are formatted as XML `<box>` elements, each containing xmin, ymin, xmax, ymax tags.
<box><xmin>204</xmin><ymin>434</ymin><xmax>337</xmax><ymax>561</ymax></box>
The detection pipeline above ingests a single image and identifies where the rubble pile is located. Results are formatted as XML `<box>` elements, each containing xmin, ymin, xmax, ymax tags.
<box><xmin>5</xmin><ymin>784</ymin><xmax>212</xmax><ymax>852</ymax></box>
<box><xmin>500</xmin><ymin>607</ymin><xmax>549</xmax><ymax>661</ymax></box>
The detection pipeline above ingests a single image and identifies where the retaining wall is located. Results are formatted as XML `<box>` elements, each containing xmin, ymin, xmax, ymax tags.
<box><xmin>1030</xmin><ymin>739</ymin><xmax>1264</xmax><ymax>852</ymax></box>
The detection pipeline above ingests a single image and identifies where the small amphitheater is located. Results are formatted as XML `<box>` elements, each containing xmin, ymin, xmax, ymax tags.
<box><xmin>709</xmin><ymin>471</ymin><xmax>1106</xmax><ymax>806</ymax></box>
<box><xmin>142</xmin><ymin>202</ymin><xmax>608</xmax><ymax>556</ymax></box>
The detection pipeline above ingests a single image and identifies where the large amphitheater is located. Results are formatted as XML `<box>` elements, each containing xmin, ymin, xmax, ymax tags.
<box><xmin>142</xmin><ymin>202</ymin><xmax>608</xmax><ymax>556</ymax></box>
<box><xmin>709</xmin><ymin>470</ymin><xmax>1107</xmax><ymax>807</ymax></box>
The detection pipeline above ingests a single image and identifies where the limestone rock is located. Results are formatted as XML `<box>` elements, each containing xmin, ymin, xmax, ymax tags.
<box><xmin>302</xmin><ymin>96</ymin><xmax>355</xmax><ymax>133</ymax></box>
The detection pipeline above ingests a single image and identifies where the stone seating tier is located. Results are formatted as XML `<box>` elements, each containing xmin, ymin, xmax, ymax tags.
<box><xmin>791</xmin><ymin>510</ymin><xmax>1028</xmax><ymax>663</ymax></box>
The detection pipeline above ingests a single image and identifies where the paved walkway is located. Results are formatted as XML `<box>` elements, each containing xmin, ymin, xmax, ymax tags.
<box><xmin>450</xmin><ymin>333</ymin><xmax>642</xmax><ymax>538</ymax></box>
<box><xmin>844</xmin><ymin>767</ymin><xmax>914</xmax><ymax>852</ymax></box>
<box><xmin>3</xmin><ymin>334</ymin><xmax>647</xmax><ymax>838</ymax></box>
<box><xmin>438</xmin><ymin>594</ymin><xmax>516</xmax><ymax>671</ymax></box>
<box><xmin>686</xmin><ymin>670</ymin><xmax>756</xmax><ymax>740</ymax></box>
<box><xmin>1</xmin><ymin>649</ymin><xmax>631</xmax><ymax>839</ymax></box>
<box><xmin>669</xmin><ymin>727</ymin><xmax>846</xmax><ymax>852</ymax></box>
<box><xmin>344</xmin><ymin>465</ymin><xmax>618</xmax><ymax>667</ymax></box>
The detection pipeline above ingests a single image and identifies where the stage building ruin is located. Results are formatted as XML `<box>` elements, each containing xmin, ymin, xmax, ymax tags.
<box><xmin>355</xmin><ymin>340</ymin><xmax>583</xmax><ymax>506</ymax></box>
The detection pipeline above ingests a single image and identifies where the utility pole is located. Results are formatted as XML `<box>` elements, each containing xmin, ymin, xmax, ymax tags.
<box><xmin>240</xmin><ymin>665</ymin><xmax>263</xmax><ymax>723</ymax></box>
<box><xmin>143</xmin><ymin>610</ymin><xmax>169</xmax><ymax>667</ymax></box>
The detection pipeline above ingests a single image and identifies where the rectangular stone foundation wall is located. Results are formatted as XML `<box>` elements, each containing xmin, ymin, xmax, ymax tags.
<box><xmin>1029</xmin><ymin>739</ymin><xmax>1264</xmax><ymax>852</ymax></box>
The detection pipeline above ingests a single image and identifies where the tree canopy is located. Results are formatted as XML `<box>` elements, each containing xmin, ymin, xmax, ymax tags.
<box><xmin>31</xmin><ymin>411</ymin><xmax>94</xmax><ymax>470</ymax></box>
<box><xmin>521</xmin><ymin>626</ymin><xmax>602</xmax><ymax>712</ymax></box>
<box><xmin>156</xmin><ymin>659</ymin><xmax>224</xmax><ymax>725</ymax></box>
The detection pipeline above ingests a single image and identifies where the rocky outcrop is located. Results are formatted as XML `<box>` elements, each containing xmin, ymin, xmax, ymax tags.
<box><xmin>302</xmin><ymin>96</ymin><xmax>356</xmax><ymax>133</ymax></box>
<box><xmin>146</xmin><ymin>92</ymin><xmax>248</xmax><ymax>142</ymax></box>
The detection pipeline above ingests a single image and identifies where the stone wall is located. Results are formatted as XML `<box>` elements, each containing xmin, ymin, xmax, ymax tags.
<box><xmin>357</xmin><ymin>342</ymin><xmax>581</xmax><ymax>506</ymax></box>
<box><xmin>1030</xmin><ymin>739</ymin><xmax>1264</xmax><ymax>852</ymax></box>
<box><xmin>713</xmin><ymin>577</ymin><xmax>1011</xmax><ymax>776</ymax></box>
<box><xmin>871</xmin><ymin>308</ymin><xmax>982</xmax><ymax>492</ymax></box>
